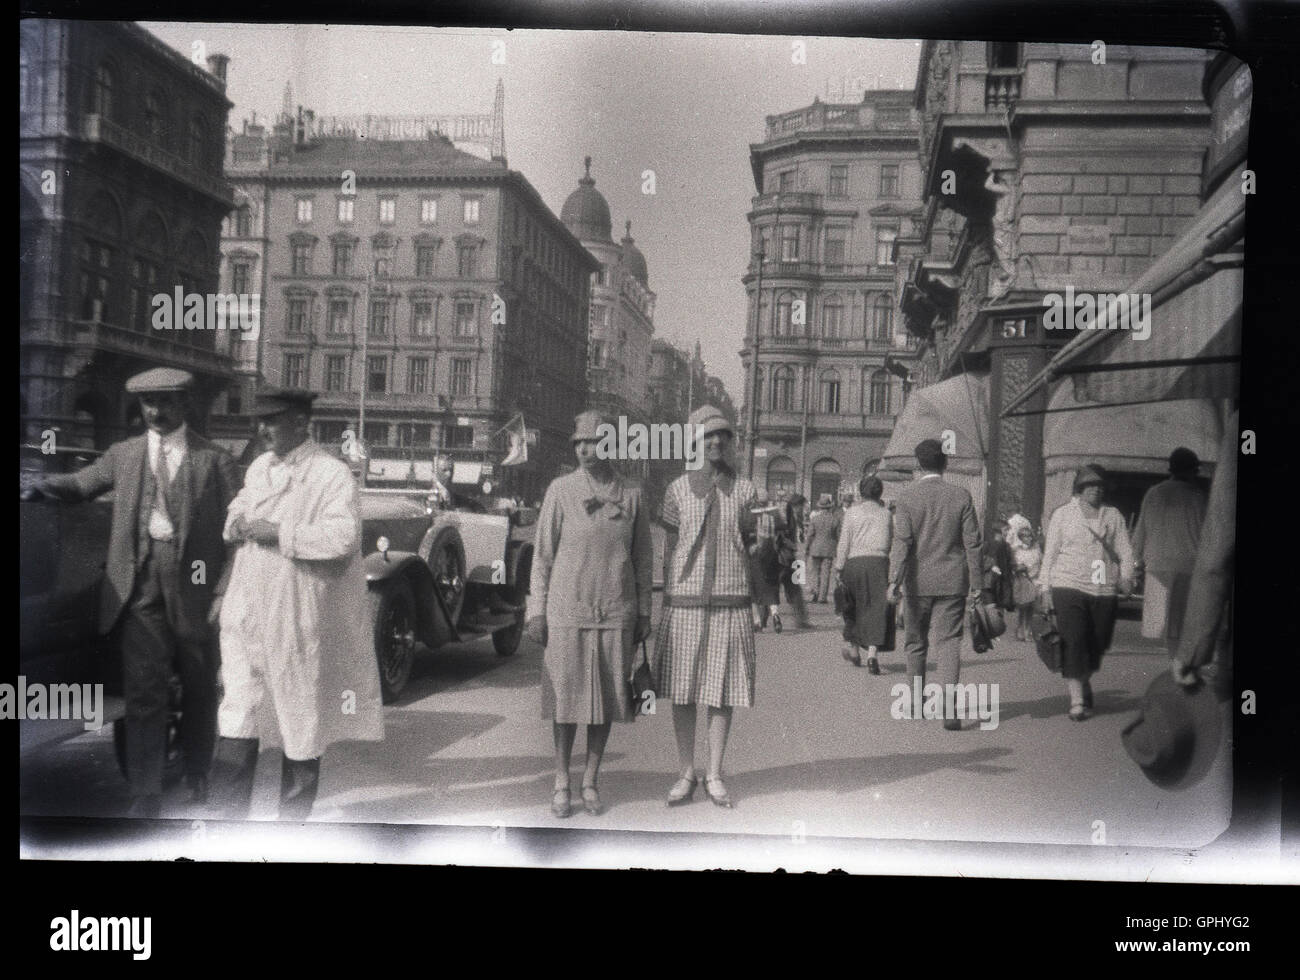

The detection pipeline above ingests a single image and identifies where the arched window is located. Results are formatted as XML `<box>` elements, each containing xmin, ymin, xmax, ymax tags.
<box><xmin>766</xmin><ymin>455</ymin><xmax>797</xmax><ymax>496</ymax></box>
<box><xmin>770</xmin><ymin>365</ymin><xmax>795</xmax><ymax>411</ymax></box>
<box><xmin>869</xmin><ymin>368</ymin><xmax>891</xmax><ymax>415</ymax></box>
<box><xmin>187</xmin><ymin>115</ymin><xmax>206</xmax><ymax>166</ymax></box>
<box><xmin>811</xmin><ymin>459</ymin><xmax>842</xmax><ymax>504</ymax></box>
<box><xmin>872</xmin><ymin>294</ymin><xmax>893</xmax><ymax>340</ymax></box>
<box><xmin>144</xmin><ymin>90</ymin><xmax>168</xmax><ymax>146</ymax></box>
<box><xmin>820</xmin><ymin>368</ymin><xmax>841</xmax><ymax>414</ymax></box>
<box><xmin>91</xmin><ymin>62</ymin><xmax>115</xmax><ymax>118</ymax></box>
<box><xmin>822</xmin><ymin>296</ymin><xmax>843</xmax><ymax>338</ymax></box>
<box><xmin>775</xmin><ymin>292</ymin><xmax>794</xmax><ymax>337</ymax></box>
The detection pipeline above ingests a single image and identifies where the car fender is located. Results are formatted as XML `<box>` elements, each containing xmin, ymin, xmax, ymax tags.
<box><xmin>364</xmin><ymin>551</ymin><xmax>452</xmax><ymax>647</ymax></box>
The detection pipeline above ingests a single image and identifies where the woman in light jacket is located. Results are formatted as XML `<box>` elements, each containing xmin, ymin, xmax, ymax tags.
<box><xmin>525</xmin><ymin>410</ymin><xmax>653</xmax><ymax>818</ymax></box>
<box><xmin>1038</xmin><ymin>464</ymin><xmax>1135</xmax><ymax>720</ymax></box>
<box><xmin>832</xmin><ymin>476</ymin><xmax>893</xmax><ymax>673</ymax></box>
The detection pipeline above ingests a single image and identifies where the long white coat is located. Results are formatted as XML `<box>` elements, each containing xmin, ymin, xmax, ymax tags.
<box><xmin>218</xmin><ymin>439</ymin><xmax>383</xmax><ymax>759</ymax></box>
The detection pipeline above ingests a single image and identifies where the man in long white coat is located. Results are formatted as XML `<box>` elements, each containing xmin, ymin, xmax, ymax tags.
<box><xmin>217</xmin><ymin>389</ymin><xmax>383</xmax><ymax>819</ymax></box>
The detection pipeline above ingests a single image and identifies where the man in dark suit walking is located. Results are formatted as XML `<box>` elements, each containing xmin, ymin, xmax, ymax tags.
<box><xmin>33</xmin><ymin>368</ymin><xmax>238</xmax><ymax>814</ymax></box>
<box><xmin>886</xmin><ymin>439</ymin><xmax>983</xmax><ymax>729</ymax></box>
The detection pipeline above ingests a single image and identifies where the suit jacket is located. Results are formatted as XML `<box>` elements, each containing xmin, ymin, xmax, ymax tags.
<box><xmin>888</xmin><ymin>475</ymin><xmax>983</xmax><ymax>597</ymax></box>
<box><xmin>805</xmin><ymin>508</ymin><xmax>842</xmax><ymax>558</ymax></box>
<box><xmin>40</xmin><ymin>430</ymin><xmax>239</xmax><ymax>640</ymax></box>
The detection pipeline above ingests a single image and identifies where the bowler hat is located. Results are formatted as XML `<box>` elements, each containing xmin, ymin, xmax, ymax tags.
<box><xmin>688</xmin><ymin>404</ymin><xmax>733</xmax><ymax>438</ymax></box>
<box><xmin>254</xmin><ymin>388</ymin><xmax>319</xmax><ymax>418</ymax></box>
<box><xmin>571</xmin><ymin>410</ymin><xmax>608</xmax><ymax>442</ymax></box>
<box><xmin>125</xmin><ymin>367</ymin><xmax>194</xmax><ymax>394</ymax></box>
<box><xmin>1121</xmin><ymin>672</ymin><xmax>1223</xmax><ymax>790</ymax></box>
<box><xmin>1073</xmin><ymin>463</ymin><xmax>1107</xmax><ymax>491</ymax></box>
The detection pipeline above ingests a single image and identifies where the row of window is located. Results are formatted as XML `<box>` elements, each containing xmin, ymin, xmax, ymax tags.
<box><xmin>75</xmin><ymin>236</ymin><xmax>211</xmax><ymax>345</ymax></box>
<box><xmin>281</xmin><ymin>294</ymin><xmax>481</xmax><ymax>338</ymax></box>
<box><xmin>771</xmin><ymin>163</ymin><xmax>900</xmax><ymax>199</ymax></box>
<box><xmin>312</xmin><ymin>420</ymin><xmax>475</xmax><ymax>450</ymax></box>
<box><xmin>287</xmin><ymin>239</ymin><xmax>480</xmax><ymax>279</ymax></box>
<box><xmin>761</xmin><ymin>366</ymin><xmax>902</xmax><ymax>416</ymax></box>
<box><xmin>754</xmin><ymin>224</ymin><xmax>898</xmax><ymax>267</ymax></box>
<box><xmin>283</xmin><ymin>351</ymin><xmax>476</xmax><ymax>398</ymax></box>
<box><xmin>757</xmin><ymin>292</ymin><xmax>916</xmax><ymax>342</ymax></box>
<box><xmin>295</xmin><ymin>195</ymin><xmax>480</xmax><ymax>227</ymax></box>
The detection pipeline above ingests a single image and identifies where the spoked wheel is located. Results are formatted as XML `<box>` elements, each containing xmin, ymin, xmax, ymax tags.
<box><xmin>369</xmin><ymin>579</ymin><xmax>418</xmax><ymax>703</ymax></box>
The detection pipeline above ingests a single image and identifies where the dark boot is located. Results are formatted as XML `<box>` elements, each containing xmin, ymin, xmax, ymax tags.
<box><xmin>214</xmin><ymin>737</ymin><xmax>259</xmax><ymax>819</ymax></box>
<box><xmin>279</xmin><ymin>756</ymin><xmax>321</xmax><ymax>821</ymax></box>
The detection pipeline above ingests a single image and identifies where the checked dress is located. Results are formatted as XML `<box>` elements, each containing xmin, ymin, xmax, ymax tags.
<box><xmin>652</xmin><ymin>466</ymin><xmax>758</xmax><ymax>708</ymax></box>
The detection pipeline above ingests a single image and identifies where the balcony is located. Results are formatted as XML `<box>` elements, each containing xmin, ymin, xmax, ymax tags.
<box><xmin>744</xmin><ymin>259</ymin><xmax>898</xmax><ymax>281</ymax></box>
<box><xmin>763</xmin><ymin>102</ymin><xmax>919</xmax><ymax>141</ymax></box>
<box><xmin>78</xmin><ymin>114</ymin><xmax>234</xmax><ymax>208</ymax></box>
<box><xmin>984</xmin><ymin>69</ymin><xmax>1023</xmax><ymax>112</ymax></box>
<box><xmin>35</xmin><ymin>318</ymin><xmax>235</xmax><ymax>379</ymax></box>
<box><xmin>755</xmin><ymin>408</ymin><xmax>898</xmax><ymax>434</ymax></box>
<box><xmin>751</xmin><ymin>191</ymin><xmax>823</xmax><ymax>214</ymax></box>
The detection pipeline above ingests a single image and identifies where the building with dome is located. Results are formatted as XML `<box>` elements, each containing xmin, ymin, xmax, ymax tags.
<box><xmin>561</xmin><ymin>158</ymin><xmax>656</xmax><ymax>432</ymax></box>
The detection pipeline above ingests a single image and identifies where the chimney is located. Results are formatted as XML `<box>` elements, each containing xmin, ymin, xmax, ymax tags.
<box><xmin>206</xmin><ymin>53</ymin><xmax>229</xmax><ymax>85</ymax></box>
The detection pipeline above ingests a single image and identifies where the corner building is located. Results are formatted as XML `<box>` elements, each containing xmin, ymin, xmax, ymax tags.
<box><xmin>741</xmin><ymin>90</ymin><xmax>926</xmax><ymax>503</ymax></box>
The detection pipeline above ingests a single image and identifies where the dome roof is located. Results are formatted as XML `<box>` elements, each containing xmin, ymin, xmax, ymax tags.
<box><xmin>561</xmin><ymin>157</ymin><xmax>612</xmax><ymax>243</ymax></box>
<box><xmin>620</xmin><ymin>220</ymin><xmax>648</xmax><ymax>285</ymax></box>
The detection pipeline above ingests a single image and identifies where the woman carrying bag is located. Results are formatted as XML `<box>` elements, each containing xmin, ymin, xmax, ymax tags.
<box><xmin>1037</xmin><ymin>464</ymin><xmax>1135</xmax><ymax>721</ymax></box>
<box><xmin>525</xmin><ymin>411</ymin><xmax>654</xmax><ymax>817</ymax></box>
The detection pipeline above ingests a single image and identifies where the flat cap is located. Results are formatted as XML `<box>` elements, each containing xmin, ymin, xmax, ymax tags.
<box><xmin>254</xmin><ymin>388</ymin><xmax>319</xmax><ymax>418</ymax></box>
<box><xmin>125</xmin><ymin>367</ymin><xmax>194</xmax><ymax>394</ymax></box>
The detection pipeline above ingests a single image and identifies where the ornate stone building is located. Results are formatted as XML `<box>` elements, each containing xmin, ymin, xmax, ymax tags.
<box><xmin>741</xmin><ymin>90</ymin><xmax>926</xmax><ymax>503</ymax></box>
<box><xmin>19</xmin><ymin>20</ymin><xmax>235</xmax><ymax>448</ymax></box>
<box><xmin>898</xmin><ymin>41</ymin><xmax>1213</xmax><ymax>526</ymax></box>
<box><xmin>226</xmin><ymin>95</ymin><xmax>597</xmax><ymax>501</ymax></box>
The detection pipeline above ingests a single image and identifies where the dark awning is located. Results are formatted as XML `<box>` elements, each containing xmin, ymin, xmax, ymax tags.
<box><xmin>1002</xmin><ymin>173</ymin><xmax>1244</xmax><ymax>416</ymax></box>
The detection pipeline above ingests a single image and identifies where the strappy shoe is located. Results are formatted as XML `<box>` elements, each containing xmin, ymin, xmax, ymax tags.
<box><xmin>704</xmin><ymin>775</ymin><xmax>734</xmax><ymax>808</ymax></box>
<box><xmin>551</xmin><ymin>786</ymin><xmax>572</xmax><ymax>818</ymax></box>
<box><xmin>581</xmin><ymin>784</ymin><xmax>602</xmax><ymax>816</ymax></box>
<box><xmin>866</xmin><ymin>657</ymin><xmax>881</xmax><ymax>675</ymax></box>
<box><xmin>666</xmin><ymin>772</ymin><xmax>697</xmax><ymax>807</ymax></box>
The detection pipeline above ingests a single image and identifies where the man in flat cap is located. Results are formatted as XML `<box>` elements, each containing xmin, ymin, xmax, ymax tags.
<box><xmin>216</xmin><ymin>389</ymin><xmax>383</xmax><ymax>820</ymax></box>
<box><xmin>886</xmin><ymin>438</ymin><xmax>983</xmax><ymax>729</ymax></box>
<box><xmin>31</xmin><ymin>367</ymin><xmax>238</xmax><ymax>815</ymax></box>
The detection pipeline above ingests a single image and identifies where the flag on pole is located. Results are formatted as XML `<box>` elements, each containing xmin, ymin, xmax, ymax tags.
<box><xmin>499</xmin><ymin>413</ymin><xmax>529</xmax><ymax>465</ymax></box>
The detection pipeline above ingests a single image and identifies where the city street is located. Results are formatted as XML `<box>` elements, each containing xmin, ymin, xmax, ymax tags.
<box><xmin>20</xmin><ymin>595</ymin><xmax>1230</xmax><ymax>852</ymax></box>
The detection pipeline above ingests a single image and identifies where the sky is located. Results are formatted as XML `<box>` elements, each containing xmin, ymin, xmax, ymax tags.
<box><xmin>142</xmin><ymin>23</ymin><xmax>921</xmax><ymax>399</ymax></box>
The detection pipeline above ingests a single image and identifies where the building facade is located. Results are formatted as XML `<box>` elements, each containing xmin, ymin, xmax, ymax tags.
<box><xmin>229</xmin><ymin>100</ymin><xmax>597</xmax><ymax>502</ymax></box>
<box><xmin>561</xmin><ymin>158</ymin><xmax>657</xmax><ymax>426</ymax></box>
<box><xmin>899</xmin><ymin>41</ymin><xmax>1213</xmax><ymax>527</ymax></box>
<box><xmin>741</xmin><ymin>90</ymin><xmax>926</xmax><ymax>504</ymax></box>
<box><xmin>20</xmin><ymin>20</ymin><xmax>236</xmax><ymax>448</ymax></box>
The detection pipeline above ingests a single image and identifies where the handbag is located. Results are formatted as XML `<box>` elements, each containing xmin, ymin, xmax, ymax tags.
<box><xmin>1030</xmin><ymin>608</ymin><xmax>1064</xmax><ymax>672</ymax></box>
<box><xmin>1011</xmin><ymin>570</ymin><xmax>1038</xmax><ymax>607</ymax></box>
<box><xmin>629</xmin><ymin>639</ymin><xmax>655</xmax><ymax>714</ymax></box>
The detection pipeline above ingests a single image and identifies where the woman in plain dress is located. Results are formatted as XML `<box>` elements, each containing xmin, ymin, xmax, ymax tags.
<box><xmin>525</xmin><ymin>411</ymin><xmax>653</xmax><ymax>817</ymax></box>
<box><xmin>832</xmin><ymin>476</ymin><xmax>893</xmax><ymax>673</ymax></box>
<box><xmin>653</xmin><ymin>405</ymin><xmax>757</xmax><ymax>808</ymax></box>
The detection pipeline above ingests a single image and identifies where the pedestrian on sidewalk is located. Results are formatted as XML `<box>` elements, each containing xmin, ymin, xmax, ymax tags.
<box><xmin>652</xmin><ymin>405</ymin><xmax>757</xmax><ymax>809</ymax></box>
<box><xmin>217</xmin><ymin>389</ymin><xmax>384</xmax><ymax>821</ymax></box>
<box><xmin>1038</xmin><ymin>464</ymin><xmax>1135</xmax><ymax>721</ymax></box>
<box><xmin>525</xmin><ymin>410</ymin><xmax>654</xmax><ymax>818</ymax></box>
<box><xmin>776</xmin><ymin>494</ymin><xmax>814</xmax><ymax>629</ymax></box>
<box><xmin>1132</xmin><ymin>448</ymin><xmax>1208</xmax><ymax>651</ymax></box>
<box><xmin>747</xmin><ymin>491</ymin><xmax>783</xmax><ymax>632</ymax></box>
<box><xmin>805</xmin><ymin>493</ymin><xmax>842</xmax><ymax>602</ymax></box>
<box><xmin>1006</xmin><ymin>513</ymin><xmax>1042</xmax><ymax>641</ymax></box>
<box><xmin>886</xmin><ymin>439</ymin><xmax>984</xmax><ymax>729</ymax></box>
<box><xmin>833</xmin><ymin>476</ymin><xmax>894</xmax><ymax>672</ymax></box>
<box><xmin>28</xmin><ymin>368</ymin><xmax>237</xmax><ymax>817</ymax></box>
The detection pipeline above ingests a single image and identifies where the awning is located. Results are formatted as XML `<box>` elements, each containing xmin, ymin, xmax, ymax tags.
<box><xmin>1003</xmin><ymin>172</ymin><xmax>1245</xmax><ymax>416</ymax></box>
<box><xmin>880</xmin><ymin>372</ymin><xmax>989</xmax><ymax>476</ymax></box>
<box><xmin>1041</xmin><ymin>382</ymin><xmax>1223</xmax><ymax>476</ymax></box>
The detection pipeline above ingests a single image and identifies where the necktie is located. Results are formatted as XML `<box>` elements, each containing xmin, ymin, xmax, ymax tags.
<box><xmin>155</xmin><ymin>443</ymin><xmax>173</xmax><ymax>518</ymax></box>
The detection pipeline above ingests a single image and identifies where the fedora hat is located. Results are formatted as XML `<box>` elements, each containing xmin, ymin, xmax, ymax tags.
<box><xmin>571</xmin><ymin>410</ymin><xmax>608</xmax><ymax>443</ymax></box>
<box><xmin>688</xmin><ymin>404</ymin><xmax>732</xmax><ymax>438</ymax></box>
<box><xmin>1121</xmin><ymin>672</ymin><xmax>1224</xmax><ymax>790</ymax></box>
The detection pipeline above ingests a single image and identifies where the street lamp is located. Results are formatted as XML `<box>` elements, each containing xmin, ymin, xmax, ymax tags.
<box><xmin>744</xmin><ymin>244</ymin><xmax>765</xmax><ymax>479</ymax></box>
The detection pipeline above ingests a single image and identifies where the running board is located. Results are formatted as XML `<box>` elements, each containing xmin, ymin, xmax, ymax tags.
<box><xmin>458</xmin><ymin>611</ymin><xmax>520</xmax><ymax>635</ymax></box>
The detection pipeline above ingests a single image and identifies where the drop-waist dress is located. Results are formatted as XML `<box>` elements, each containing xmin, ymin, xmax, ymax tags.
<box><xmin>652</xmin><ymin>466</ymin><xmax>757</xmax><ymax>708</ymax></box>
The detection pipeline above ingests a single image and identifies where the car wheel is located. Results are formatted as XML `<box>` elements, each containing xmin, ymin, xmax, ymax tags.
<box><xmin>492</xmin><ymin>612</ymin><xmax>524</xmax><ymax>657</ymax></box>
<box><xmin>426</xmin><ymin>527</ymin><xmax>467</xmax><ymax>625</ymax></box>
<box><xmin>369</xmin><ymin>578</ymin><xmax>418</xmax><ymax>703</ymax></box>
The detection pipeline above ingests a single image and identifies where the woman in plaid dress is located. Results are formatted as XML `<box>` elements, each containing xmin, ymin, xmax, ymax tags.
<box><xmin>653</xmin><ymin>405</ymin><xmax>757</xmax><ymax>808</ymax></box>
